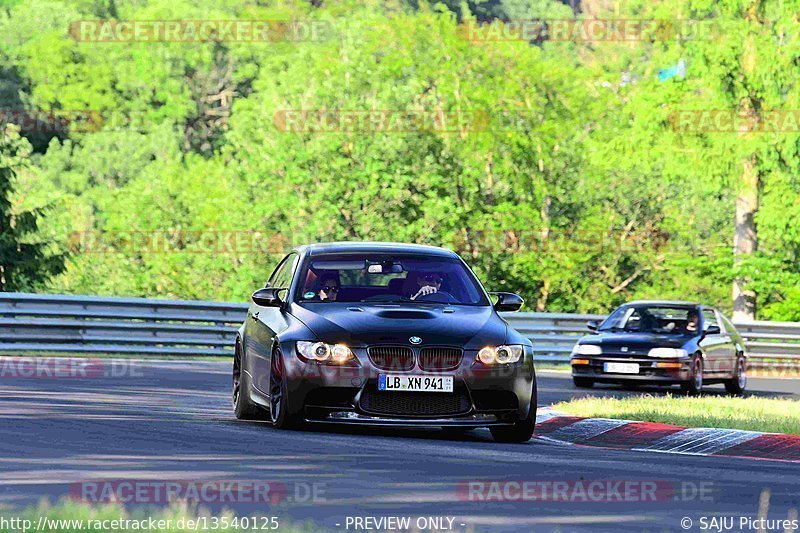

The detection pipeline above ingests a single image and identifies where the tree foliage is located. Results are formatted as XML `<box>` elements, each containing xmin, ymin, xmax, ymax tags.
<box><xmin>0</xmin><ymin>124</ymin><xmax>64</xmax><ymax>290</ymax></box>
<box><xmin>2</xmin><ymin>0</ymin><xmax>799</xmax><ymax>319</ymax></box>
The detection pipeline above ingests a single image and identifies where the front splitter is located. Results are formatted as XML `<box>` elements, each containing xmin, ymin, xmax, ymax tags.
<box><xmin>307</xmin><ymin>411</ymin><xmax>511</xmax><ymax>427</ymax></box>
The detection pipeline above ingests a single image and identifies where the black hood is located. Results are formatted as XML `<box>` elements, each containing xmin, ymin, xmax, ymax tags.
<box><xmin>289</xmin><ymin>302</ymin><xmax>508</xmax><ymax>349</ymax></box>
<box><xmin>580</xmin><ymin>331</ymin><xmax>693</xmax><ymax>356</ymax></box>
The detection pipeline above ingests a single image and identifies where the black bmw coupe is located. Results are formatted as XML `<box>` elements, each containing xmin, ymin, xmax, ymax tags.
<box><xmin>233</xmin><ymin>242</ymin><xmax>537</xmax><ymax>442</ymax></box>
<box><xmin>571</xmin><ymin>300</ymin><xmax>747</xmax><ymax>395</ymax></box>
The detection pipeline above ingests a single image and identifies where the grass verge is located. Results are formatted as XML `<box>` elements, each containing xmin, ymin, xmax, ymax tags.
<box><xmin>0</xmin><ymin>500</ymin><xmax>313</xmax><ymax>532</ymax></box>
<box><xmin>533</xmin><ymin>362</ymin><xmax>571</xmax><ymax>372</ymax></box>
<box><xmin>553</xmin><ymin>394</ymin><xmax>800</xmax><ymax>435</ymax></box>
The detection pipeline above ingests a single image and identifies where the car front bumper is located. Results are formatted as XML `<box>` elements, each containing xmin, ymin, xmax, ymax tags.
<box><xmin>571</xmin><ymin>356</ymin><xmax>692</xmax><ymax>383</ymax></box>
<box><xmin>278</xmin><ymin>344</ymin><xmax>536</xmax><ymax>426</ymax></box>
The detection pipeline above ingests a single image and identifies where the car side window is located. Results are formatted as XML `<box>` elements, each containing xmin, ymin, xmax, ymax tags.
<box><xmin>702</xmin><ymin>309</ymin><xmax>719</xmax><ymax>332</ymax></box>
<box><xmin>269</xmin><ymin>253</ymin><xmax>298</xmax><ymax>289</ymax></box>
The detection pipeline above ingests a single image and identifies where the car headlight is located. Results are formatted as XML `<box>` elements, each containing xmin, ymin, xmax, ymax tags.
<box><xmin>296</xmin><ymin>341</ymin><xmax>355</xmax><ymax>364</ymax></box>
<box><xmin>476</xmin><ymin>345</ymin><xmax>523</xmax><ymax>365</ymax></box>
<box><xmin>571</xmin><ymin>344</ymin><xmax>602</xmax><ymax>356</ymax></box>
<box><xmin>648</xmin><ymin>348</ymin><xmax>688</xmax><ymax>358</ymax></box>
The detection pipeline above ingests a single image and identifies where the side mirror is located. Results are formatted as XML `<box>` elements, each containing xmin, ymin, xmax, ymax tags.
<box><xmin>705</xmin><ymin>325</ymin><xmax>721</xmax><ymax>335</ymax></box>
<box><xmin>252</xmin><ymin>287</ymin><xmax>284</xmax><ymax>308</ymax></box>
<box><xmin>490</xmin><ymin>292</ymin><xmax>524</xmax><ymax>312</ymax></box>
<box><xmin>587</xmin><ymin>320</ymin><xmax>599</xmax><ymax>332</ymax></box>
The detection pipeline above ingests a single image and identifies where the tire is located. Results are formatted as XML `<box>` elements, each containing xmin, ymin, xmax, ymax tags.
<box><xmin>490</xmin><ymin>386</ymin><xmax>537</xmax><ymax>443</ymax></box>
<box><xmin>269</xmin><ymin>347</ymin><xmax>303</xmax><ymax>429</ymax></box>
<box><xmin>680</xmin><ymin>356</ymin><xmax>704</xmax><ymax>396</ymax></box>
<box><xmin>725</xmin><ymin>357</ymin><xmax>747</xmax><ymax>395</ymax></box>
<box><xmin>233</xmin><ymin>340</ymin><xmax>267</xmax><ymax>420</ymax></box>
<box><xmin>573</xmin><ymin>377</ymin><xmax>594</xmax><ymax>388</ymax></box>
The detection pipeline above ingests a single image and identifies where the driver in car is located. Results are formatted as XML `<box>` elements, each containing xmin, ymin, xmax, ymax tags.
<box><xmin>317</xmin><ymin>274</ymin><xmax>340</xmax><ymax>301</ymax></box>
<box><xmin>686</xmin><ymin>310</ymin><xmax>699</xmax><ymax>332</ymax></box>
<box><xmin>410</xmin><ymin>272</ymin><xmax>444</xmax><ymax>300</ymax></box>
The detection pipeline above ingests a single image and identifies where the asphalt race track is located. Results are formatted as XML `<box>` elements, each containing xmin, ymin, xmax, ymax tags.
<box><xmin>1</xmin><ymin>360</ymin><xmax>798</xmax><ymax>532</ymax></box>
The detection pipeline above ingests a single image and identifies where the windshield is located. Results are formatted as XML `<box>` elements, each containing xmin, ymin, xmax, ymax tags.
<box><xmin>599</xmin><ymin>305</ymin><xmax>699</xmax><ymax>334</ymax></box>
<box><xmin>295</xmin><ymin>253</ymin><xmax>489</xmax><ymax>305</ymax></box>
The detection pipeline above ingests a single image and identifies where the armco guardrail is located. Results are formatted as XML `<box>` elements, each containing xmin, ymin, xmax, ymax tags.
<box><xmin>0</xmin><ymin>292</ymin><xmax>246</xmax><ymax>357</ymax></box>
<box><xmin>0</xmin><ymin>293</ymin><xmax>798</xmax><ymax>368</ymax></box>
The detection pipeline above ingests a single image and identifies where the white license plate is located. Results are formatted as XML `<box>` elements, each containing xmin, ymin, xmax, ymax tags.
<box><xmin>604</xmin><ymin>362</ymin><xmax>639</xmax><ymax>374</ymax></box>
<box><xmin>378</xmin><ymin>374</ymin><xmax>453</xmax><ymax>393</ymax></box>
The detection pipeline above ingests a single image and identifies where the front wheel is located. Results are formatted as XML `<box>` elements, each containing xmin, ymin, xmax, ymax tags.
<box><xmin>725</xmin><ymin>357</ymin><xmax>747</xmax><ymax>395</ymax></box>
<box><xmin>269</xmin><ymin>348</ymin><xmax>303</xmax><ymax>429</ymax></box>
<box><xmin>233</xmin><ymin>341</ymin><xmax>267</xmax><ymax>420</ymax></box>
<box><xmin>680</xmin><ymin>356</ymin><xmax>704</xmax><ymax>396</ymax></box>
<box><xmin>490</xmin><ymin>387</ymin><xmax>537</xmax><ymax>443</ymax></box>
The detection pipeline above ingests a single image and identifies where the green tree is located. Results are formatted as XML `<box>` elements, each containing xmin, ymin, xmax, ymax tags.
<box><xmin>0</xmin><ymin>124</ymin><xmax>64</xmax><ymax>290</ymax></box>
